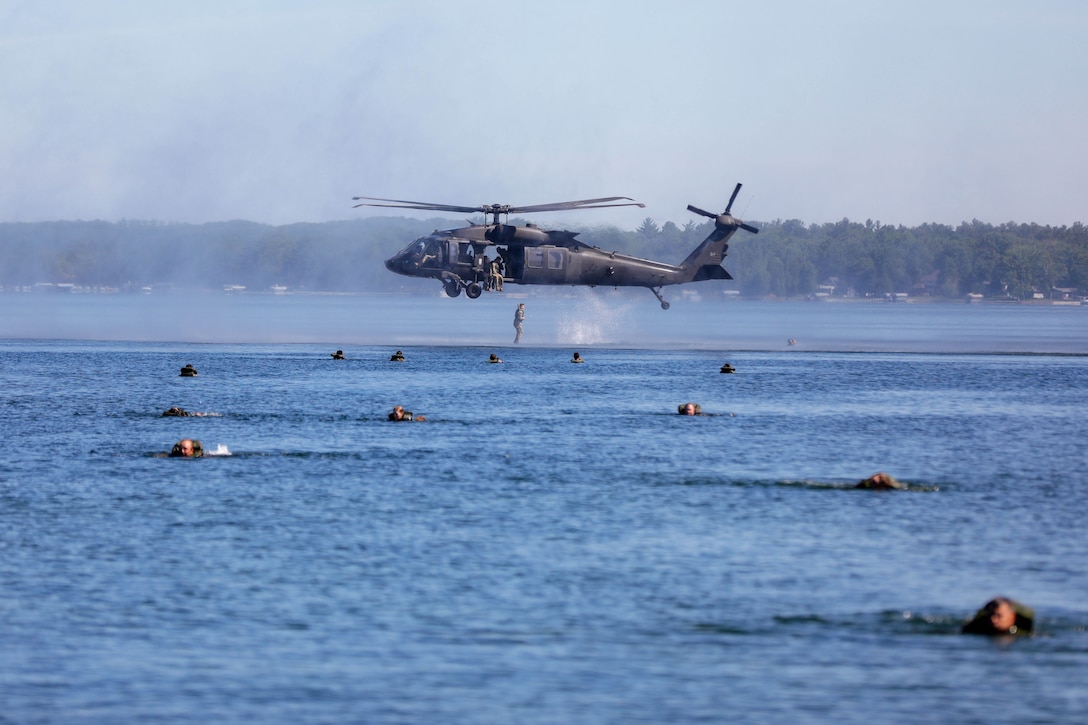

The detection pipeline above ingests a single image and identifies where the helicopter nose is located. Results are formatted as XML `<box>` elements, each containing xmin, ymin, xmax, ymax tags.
<box><xmin>385</xmin><ymin>256</ymin><xmax>396</xmax><ymax>271</ymax></box>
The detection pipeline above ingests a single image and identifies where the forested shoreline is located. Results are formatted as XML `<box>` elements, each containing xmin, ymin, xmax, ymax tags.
<box><xmin>2</xmin><ymin>214</ymin><xmax>1085</xmax><ymax>300</ymax></box>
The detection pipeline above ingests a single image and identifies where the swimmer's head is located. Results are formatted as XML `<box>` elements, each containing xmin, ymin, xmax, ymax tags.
<box><xmin>169</xmin><ymin>438</ymin><xmax>203</xmax><ymax>457</ymax></box>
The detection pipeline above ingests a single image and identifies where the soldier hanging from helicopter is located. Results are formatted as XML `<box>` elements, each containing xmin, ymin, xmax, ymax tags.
<box><xmin>478</xmin><ymin>254</ymin><xmax>491</xmax><ymax>290</ymax></box>
<box><xmin>491</xmin><ymin>253</ymin><xmax>505</xmax><ymax>291</ymax></box>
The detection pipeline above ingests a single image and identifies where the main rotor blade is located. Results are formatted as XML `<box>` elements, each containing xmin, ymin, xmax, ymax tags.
<box><xmin>739</xmin><ymin>222</ymin><xmax>759</xmax><ymax>234</ymax></box>
<box><xmin>351</xmin><ymin>196</ymin><xmax>481</xmax><ymax>214</ymax></box>
<box><xmin>724</xmin><ymin>183</ymin><xmax>742</xmax><ymax>214</ymax></box>
<box><xmin>351</xmin><ymin>202</ymin><xmax>477</xmax><ymax>213</ymax></box>
<box><xmin>353</xmin><ymin>195</ymin><xmax>644</xmax><ymax>216</ymax></box>
<box><xmin>510</xmin><ymin>197</ymin><xmax>645</xmax><ymax>215</ymax></box>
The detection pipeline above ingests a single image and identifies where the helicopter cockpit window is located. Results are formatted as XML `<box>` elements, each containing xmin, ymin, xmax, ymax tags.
<box><xmin>547</xmin><ymin>250</ymin><xmax>564</xmax><ymax>269</ymax></box>
<box><xmin>420</xmin><ymin>239</ymin><xmax>443</xmax><ymax>268</ymax></box>
<box><xmin>526</xmin><ymin>249</ymin><xmax>545</xmax><ymax>269</ymax></box>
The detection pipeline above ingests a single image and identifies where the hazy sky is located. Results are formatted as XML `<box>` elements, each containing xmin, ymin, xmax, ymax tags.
<box><xmin>2</xmin><ymin>0</ymin><xmax>1085</xmax><ymax>229</ymax></box>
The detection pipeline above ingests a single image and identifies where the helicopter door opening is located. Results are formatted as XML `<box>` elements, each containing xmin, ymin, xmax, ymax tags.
<box><xmin>455</xmin><ymin>242</ymin><xmax>474</xmax><ymax>265</ymax></box>
<box><xmin>506</xmin><ymin>246</ymin><xmax>525</xmax><ymax>280</ymax></box>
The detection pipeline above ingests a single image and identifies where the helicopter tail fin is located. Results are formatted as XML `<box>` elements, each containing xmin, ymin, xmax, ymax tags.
<box><xmin>679</xmin><ymin>227</ymin><xmax>733</xmax><ymax>279</ymax></box>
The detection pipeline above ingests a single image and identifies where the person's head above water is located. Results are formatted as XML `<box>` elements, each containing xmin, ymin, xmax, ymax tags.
<box><xmin>856</xmin><ymin>472</ymin><xmax>905</xmax><ymax>490</ymax></box>
<box><xmin>962</xmin><ymin>596</ymin><xmax>1034</xmax><ymax>636</ymax></box>
<box><xmin>388</xmin><ymin>405</ymin><xmax>425</xmax><ymax>422</ymax></box>
<box><xmin>169</xmin><ymin>438</ymin><xmax>202</xmax><ymax>457</ymax></box>
<box><xmin>678</xmin><ymin>402</ymin><xmax>701</xmax><ymax>416</ymax></box>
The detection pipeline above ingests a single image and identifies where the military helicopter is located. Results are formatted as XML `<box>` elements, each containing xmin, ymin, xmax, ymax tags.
<box><xmin>353</xmin><ymin>183</ymin><xmax>758</xmax><ymax>309</ymax></box>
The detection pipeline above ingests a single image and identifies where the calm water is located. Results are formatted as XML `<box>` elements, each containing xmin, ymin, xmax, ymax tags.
<box><xmin>2</xmin><ymin>295</ymin><xmax>1087</xmax><ymax>723</ymax></box>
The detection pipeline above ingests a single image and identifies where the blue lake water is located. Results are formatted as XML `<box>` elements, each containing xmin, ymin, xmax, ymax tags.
<box><xmin>2</xmin><ymin>293</ymin><xmax>1087</xmax><ymax>723</ymax></box>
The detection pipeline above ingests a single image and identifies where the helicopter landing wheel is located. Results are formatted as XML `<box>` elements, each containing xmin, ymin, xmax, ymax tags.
<box><xmin>443</xmin><ymin>280</ymin><xmax>462</xmax><ymax>298</ymax></box>
<box><xmin>661</xmin><ymin>301</ymin><xmax>670</xmax><ymax>310</ymax></box>
<box><xmin>465</xmin><ymin>282</ymin><xmax>483</xmax><ymax>299</ymax></box>
<box><xmin>651</xmin><ymin>286</ymin><xmax>670</xmax><ymax>310</ymax></box>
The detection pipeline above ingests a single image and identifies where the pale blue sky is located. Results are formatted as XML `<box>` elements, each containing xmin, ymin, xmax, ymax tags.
<box><xmin>2</xmin><ymin>0</ymin><xmax>1085</xmax><ymax>227</ymax></box>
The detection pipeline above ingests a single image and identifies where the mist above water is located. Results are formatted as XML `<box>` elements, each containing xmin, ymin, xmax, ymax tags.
<box><xmin>2</xmin><ymin>290</ymin><xmax>1087</xmax><ymax>354</ymax></box>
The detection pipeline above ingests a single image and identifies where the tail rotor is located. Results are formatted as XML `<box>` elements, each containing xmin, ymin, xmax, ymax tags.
<box><xmin>687</xmin><ymin>183</ymin><xmax>759</xmax><ymax>235</ymax></box>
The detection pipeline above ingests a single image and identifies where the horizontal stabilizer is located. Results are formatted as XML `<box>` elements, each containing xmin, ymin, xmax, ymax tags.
<box><xmin>693</xmin><ymin>264</ymin><xmax>733</xmax><ymax>282</ymax></box>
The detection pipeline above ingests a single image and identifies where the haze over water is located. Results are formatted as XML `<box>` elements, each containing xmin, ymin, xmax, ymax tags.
<box><xmin>4</xmin><ymin>292</ymin><xmax>1087</xmax><ymax>353</ymax></box>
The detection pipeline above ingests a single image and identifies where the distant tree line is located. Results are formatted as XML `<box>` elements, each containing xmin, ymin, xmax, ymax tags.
<box><xmin>627</xmin><ymin>216</ymin><xmax>1088</xmax><ymax>300</ymax></box>
<box><xmin>0</xmin><ymin>217</ymin><xmax>435</xmax><ymax>294</ymax></box>
<box><xmin>2</xmin><ymin>214</ymin><xmax>1086</xmax><ymax>299</ymax></box>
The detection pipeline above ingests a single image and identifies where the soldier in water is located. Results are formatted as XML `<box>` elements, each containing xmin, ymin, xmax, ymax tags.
<box><xmin>513</xmin><ymin>303</ymin><xmax>525</xmax><ymax>343</ymax></box>
<box><xmin>856</xmin><ymin>472</ymin><xmax>905</xmax><ymax>490</ymax></box>
<box><xmin>388</xmin><ymin>405</ymin><xmax>426</xmax><ymax>422</ymax></box>
<box><xmin>161</xmin><ymin>407</ymin><xmax>209</xmax><ymax>417</ymax></box>
<box><xmin>169</xmin><ymin>439</ymin><xmax>203</xmax><ymax>457</ymax></box>
<box><xmin>962</xmin><ymin>597</ymin><xmax>1034</xmax><ymax>636</ymax></box>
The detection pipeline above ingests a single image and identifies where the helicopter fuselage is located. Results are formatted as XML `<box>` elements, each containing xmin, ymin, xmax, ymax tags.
<box><xmin>386</xmin><ymin>225</ymin><xmax>690</xmax><ymax>286</ymax></box>
<box><xmin>371</xmin><ymin>185</ymin><xmax>757</xmax><ymax>309</ymax></box>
